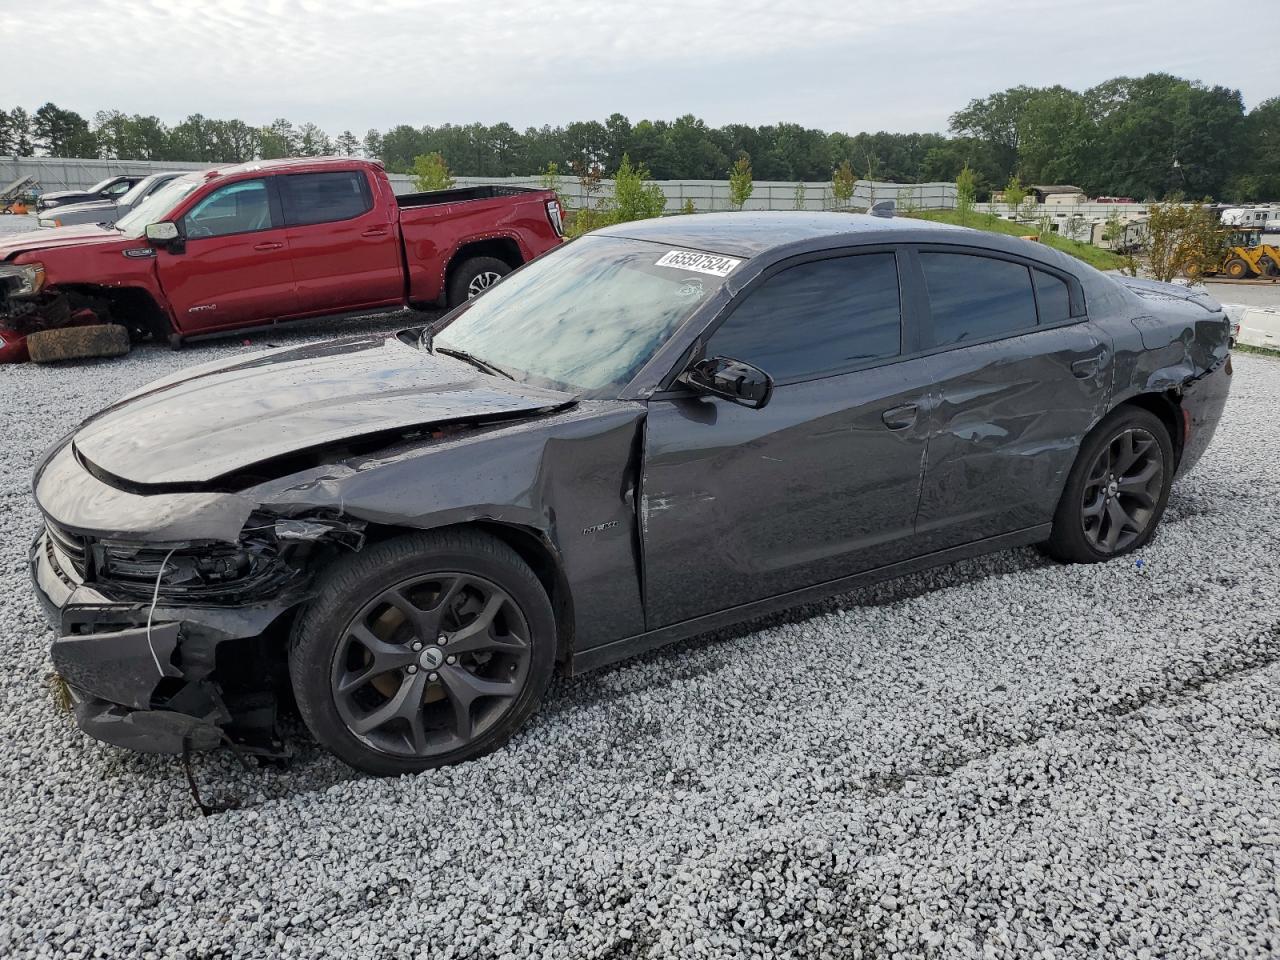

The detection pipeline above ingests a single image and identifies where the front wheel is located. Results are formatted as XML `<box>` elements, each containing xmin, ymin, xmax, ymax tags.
<box><xmin>446</xmin><ymin>256</ymin><xmax>512</xmax><ymax>307</ymax></box>
<box><xmin>1224</xmin><ymin>258</ymin><xmax>1251</xmax><ymax>280</ymax></box>
<box><xmin>289</xmin><ymin>529</ymin><xmax>556</xmax><ymax>775</ymax></box>
<box><xmin>1043</xmin><ymin>406</ymin><xmax>1174</xmax><ymax>563</ymax></box>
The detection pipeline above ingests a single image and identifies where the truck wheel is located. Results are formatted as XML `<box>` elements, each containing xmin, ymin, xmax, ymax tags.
<box><xmin>447</xmin><ymin>257</ymin><xmax>511</xmax><ymax>307</ymax></box>
<box><xmin>26</xmin><ymin>324</ymin><xmax>131</xmax><ymax>364</ymax></box>
<box><xmin>1225</xmin><ymin>258</ymin><xmax>1251</xmax><ymax>279</ymax></box>
<box><xmin>1261</xmin><ymin>257</ymin><xmax>1279</xmax><ymax>278</ymax></box>
<box><xmin>289</xmin><ymin>528</ymin><xmax>557</xmax><ymax>776</ymax></box>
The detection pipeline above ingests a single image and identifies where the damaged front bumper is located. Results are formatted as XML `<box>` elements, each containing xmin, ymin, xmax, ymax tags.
<box><xmin>31</xmin><ymin>529</ymin><xmax>300</xmax><ymax>755</ymax></box>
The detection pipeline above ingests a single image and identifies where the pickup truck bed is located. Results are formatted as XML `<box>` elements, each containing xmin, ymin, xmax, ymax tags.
<box><xmin>0</xmin><ymin>158</ymin><xmax>565</xmax><ymax>362</ymax></box>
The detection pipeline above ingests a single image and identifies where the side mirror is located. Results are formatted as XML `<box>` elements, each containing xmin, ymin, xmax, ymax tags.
<box><xmin>145</xmin><ymin>221</ymin><xmax>179</xmax><ymax>243</ymax></box>
<box><xmin>679</xmin><ymin>356</ymin><xmax>773</xmax><ymax>409</ymax></box>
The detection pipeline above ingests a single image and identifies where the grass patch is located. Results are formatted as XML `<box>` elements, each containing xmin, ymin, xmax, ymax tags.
<box><xmin>906</xmin><ymin>210</ymin><xmax>1125</xmax><ymax>272</ymax></box>
<box><xmin>1232</xmin><ymin>342</ymin><xmax>1280</xmax><ymax>359</ymax></box>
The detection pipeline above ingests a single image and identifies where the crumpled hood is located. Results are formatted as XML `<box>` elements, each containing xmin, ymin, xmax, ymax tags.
<box><xmin>0</xmin><ymin>222</ymin><xmax>128</xmax><ymax>260</ymax></box>
<box><xmin>72</xmin><ymin>334</ymin><xmax>577</xmax><ymax>486</ymax></box>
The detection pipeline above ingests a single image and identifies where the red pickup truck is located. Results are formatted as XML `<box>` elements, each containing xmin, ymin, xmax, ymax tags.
<box><xmin>0</xmin><ymin>157</ymin><xmax>564</xmax><ymax>362</ymax></box>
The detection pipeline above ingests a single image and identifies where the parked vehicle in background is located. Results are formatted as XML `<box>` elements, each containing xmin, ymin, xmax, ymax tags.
<box><xmin>35</xmin><ymin>175</ymin><xmax>143</xmax><ymax>211</ymax></box>
<box><xmin>36</xmin><ymin>172</ymin><xmax>186</xmax><ymax>228</ymax></box>
<box><xmin>29</xmin><ymin>212</ymin><xmax>1233</xmax><ymax>775</ymax></box>
<box><xmin>0</xmin><ymin>157</ymin><xmax>564</xmax><ymax>362</ymax></box>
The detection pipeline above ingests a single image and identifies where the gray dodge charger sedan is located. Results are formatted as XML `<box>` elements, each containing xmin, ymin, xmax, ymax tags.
<box><xmin>30</xmin><ymin>212</ymin><xmax>1233</xmax><ymax>775</ymax></box>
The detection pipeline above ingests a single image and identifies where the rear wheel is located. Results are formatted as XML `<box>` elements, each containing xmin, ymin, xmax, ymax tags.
<box><xmin>1044</xmin><ymin>406</ymin><xmax>1174</xmax><ymax>563</ymax></box>
<box><xmin>447</xmin><ymin>256</ymin><xmax>511</xmax><ymax>307</ymax></box>
<box><xmin>1260</xmin><ymin>257</ymin><xmax>1279</xmax><ymax>278</ymax></box>
<box><xmin>289</xmin><ymin>529</ymin><xmax>556</xmax><ymax>775</ymax></box>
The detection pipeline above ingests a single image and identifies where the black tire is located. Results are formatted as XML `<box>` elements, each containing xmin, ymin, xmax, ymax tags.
<box><xmin>1261</xmin><ymin>257</ymin><xmax>1279</xmax><ymax>278</ymax></box>
<box><xmin>26</xmin><ymin>323</ymin><xmax>130</xmax><ymax>363</ymax></box>
<box><xmin>447</xmin><ymin>256</ymin><xmax>511</xmax><ymax>307</ymax></box>
<box><xmin>1044</xmin><ymin>406</ymin><xmax>1174</xmax><ymax>563</ymax></box>
<box><xmin>289</xmin><ymin>529</ymin><xmax>556</xmax><ymax>775</ymax></box>
<box><xmin>1224</xmin><ymin>258</ymin><xmax>1251</xmax><ymax>280</ymax></box>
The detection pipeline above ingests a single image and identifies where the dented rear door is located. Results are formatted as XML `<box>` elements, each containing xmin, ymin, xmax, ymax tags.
<box><xmin>910</xmin><ymin>247</ymin><xmax>1112</xmax><ymax>551</ymax></box>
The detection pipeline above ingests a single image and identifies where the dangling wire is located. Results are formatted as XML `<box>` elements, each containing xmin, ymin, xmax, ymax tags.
<box><xmin>145</xmin><ymin>547</ymin><xmax>179</xmax><ymax>676</ymax></box>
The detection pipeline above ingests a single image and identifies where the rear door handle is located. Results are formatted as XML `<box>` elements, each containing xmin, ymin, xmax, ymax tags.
<box><xmin>253</xmin><ymin>241</ymin><xmax>284</xmax><ymax>252</ymax></box>
<box><xmin>881</xmin><ymin>403</ymin><xmax>919</xmax><ymax>430</ymax></box>
<box><xmin>1071</xmin><ymin>349</ymin><xmax>1108</xmax><ymax>378</ymax></box>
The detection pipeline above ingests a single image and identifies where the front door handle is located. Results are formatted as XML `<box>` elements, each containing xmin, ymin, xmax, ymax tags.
<box><xmin>361</xmin><ymin>228</ymin><xmax>388</xmax><ymax>238</ymax></box>
<box><xmin>1071</xmin><ymin>349</ymin><xmax>1107</xmax><ymax>379</ymax></box>
<box><xmin>881</xmin><ymin>403</ymin><xmax>919</xmax><ymax>430</ymax></box>
<box><xmin>253</xmin><ymin>241</ymin><xmax>284</xmax><ymax>252</ymax></box>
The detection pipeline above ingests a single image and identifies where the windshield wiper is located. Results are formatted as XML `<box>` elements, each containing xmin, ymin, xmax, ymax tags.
<box><xmin>436</xmin><ymin>346</ymin><xmax>514</xmax><ymax>380</ymax></box>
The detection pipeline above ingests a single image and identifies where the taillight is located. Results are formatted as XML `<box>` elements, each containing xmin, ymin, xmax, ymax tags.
<box><xmin>546</xmin><ymin>199</ymin><xmax>564</xmax><ymax>237</ymax></box>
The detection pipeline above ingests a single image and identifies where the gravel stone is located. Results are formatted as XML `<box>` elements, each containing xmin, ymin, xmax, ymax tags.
<box><xmin>1</xmin><ymin>331</ymin><xmax>1278</xmax><ymax>959</ymax></box>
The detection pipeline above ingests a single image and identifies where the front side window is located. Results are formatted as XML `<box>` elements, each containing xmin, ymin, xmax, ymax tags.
<box><xmin>181</xmin><ymin>180</ymin><xmax>272</xmax><ymax>238</ymax></box>
<box><xmin>280</xmin><ymin>171</ymin><xmax>372</xmax><ymax>226</ymax></box>
<box><xmin>921</xmin><ymin>252</ymin><xmax>1037</xmax><ymax>347</ymax></box>
<box><xmin>103</xmin><ymin>180</ymin><xmax>134</xmax><ymax>197</ymax></box>
<box><xmin>706</xmin><ymin>253</ymin><xmax>902</xmax><ymax>383</ymax></box>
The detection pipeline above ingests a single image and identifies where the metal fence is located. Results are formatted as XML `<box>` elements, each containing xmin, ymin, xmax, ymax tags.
<box><xmin>2</xmin><ymin>155</ymin><xmax>958</xmax><ymax>213</ymax></box>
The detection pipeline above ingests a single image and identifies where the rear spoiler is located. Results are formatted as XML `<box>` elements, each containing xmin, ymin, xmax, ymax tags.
<box><xmin>1117</xmin><ymin>276</ymin><xmax>1222</xmax><ymax>314</ymax></box>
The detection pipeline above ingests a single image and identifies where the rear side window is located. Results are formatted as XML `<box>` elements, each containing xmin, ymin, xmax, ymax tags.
<box><xmin>707</xmin><ymin>253</ymin><xmax>901</xmax><ymax>383</ymax></box>
<box><xmin>1033</xmin><ymin>269</ymin><xmax>1072</xmax><ymax>324</ymax></box>
<box><xmin>280</xmin><ymin>171</ymin><xmax>372</xmax><ymax>226</ymax></box>
<box><xmin>921</xmin><ymin>253</ymin><xmax>1037</xmax><ymax>346</ymax></box>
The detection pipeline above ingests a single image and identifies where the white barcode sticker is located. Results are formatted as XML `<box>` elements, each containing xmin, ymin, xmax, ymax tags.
<box><xmin>654</xmin><ymin>250</ymin><xmax>742</xmax><ymax>277</ymax></box>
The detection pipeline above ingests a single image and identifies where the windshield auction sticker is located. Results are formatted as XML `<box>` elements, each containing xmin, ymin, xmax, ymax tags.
<box><xmin>654</xmin><ymin>250</ymin><xmax>742</xmax><ymax>277</ymax></box>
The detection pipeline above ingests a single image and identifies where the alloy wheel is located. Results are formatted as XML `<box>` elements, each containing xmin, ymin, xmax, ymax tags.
<box><xmin>467</xmin><ymin>271</ymin><xmax>504</xmax><ymax>298</ymax></box>
<box><xmin>331</xmin><ymin>572</ymin><xmax>531</xmax><ymax>757</ymax></box>
<box><xmin>1080</xmin><ymin>427</ymin><xmax>1164</xmax><ymax>555</ymax></box>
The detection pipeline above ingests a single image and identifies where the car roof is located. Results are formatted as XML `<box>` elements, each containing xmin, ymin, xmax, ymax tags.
<box><xmin>597</xmin><ymin>211</ymin><xmax>965</xmax><ymax>258</ymax></box>
<box><xmin>597</xmin><ymin>210</ymin><xmax>1092</xmax><ymax>278</ymax></box>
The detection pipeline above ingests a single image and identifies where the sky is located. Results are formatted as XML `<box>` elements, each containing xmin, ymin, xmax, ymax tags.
<box><xmin>4</xmin><ymin>0</ymin><xmax>1277</xmax><ymax>136</ymax></box>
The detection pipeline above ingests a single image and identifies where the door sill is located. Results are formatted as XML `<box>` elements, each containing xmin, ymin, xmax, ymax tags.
<box><xmin>569</xmin><ymin>524</ymin><xmax>1052</xmax><ymax>675</ymax></box>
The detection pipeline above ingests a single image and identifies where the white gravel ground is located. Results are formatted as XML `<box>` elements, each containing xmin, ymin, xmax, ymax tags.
<box><xmin>2</xmin><ymin>329</ymin><xmax>1279</xmax><ymax>959</ymax></box>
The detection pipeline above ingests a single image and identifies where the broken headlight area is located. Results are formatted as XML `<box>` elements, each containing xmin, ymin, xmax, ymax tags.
<box><xmin>82</xmin><ymin>511</ymin><xmax>365</xmax><ymax>603</ymax></box>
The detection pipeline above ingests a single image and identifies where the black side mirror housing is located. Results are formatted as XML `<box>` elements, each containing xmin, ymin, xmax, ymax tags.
<box><xmin>680</xmin><ymin>356</ymin><xmax>773</xmax><ymax>409</ymax></box>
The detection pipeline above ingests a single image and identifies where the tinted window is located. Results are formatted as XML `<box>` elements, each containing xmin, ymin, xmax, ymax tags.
<box><xmin>707</xmin><ymin>254</ymin><xmax>901</xmax><ymax>382</ymax></box>
<box><xmin>182</xmin><ymin>180</ymin><xmax>272</xmax><ymax>237</ymax></box>
<box><xmin>281</xmin><ymin>171</ymin><xmax>372</xmax><ymax>226</ymax></box>
<box><xmin>1033</xmin><ymin>269</ymin><xmax>1072</xmax><ymax>324</ymax></box>
<box><xmin>921</xmin><ymin>253</ymin><xmax>1037</xmax><ymax>346</ymax></box>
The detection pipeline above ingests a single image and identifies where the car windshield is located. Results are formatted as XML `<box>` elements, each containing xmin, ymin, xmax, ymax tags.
<box><xmin>433</xmin><ymin>235</ymin><xmax>735</xmax><ymax>395</ymax></box>
<box><xmin>116</xmin><ymin>176</ymin><xmax>162</xmax><ymax>206</ymax></box>
<box><xmin>114</xmin><ymin>176</ymin><xmax>202</xmax><ymax>236</ymax></box>
<box><xmin>86</xmin><ymin>177</ymin><xmax>117</xmax><ymax>193</ymax></box>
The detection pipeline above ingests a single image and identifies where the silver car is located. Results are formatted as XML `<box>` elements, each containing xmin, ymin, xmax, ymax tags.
<box><xmin>36</xmin><ymin>172</ymin><xmax>186</xmax><ymax>228</ymax></box>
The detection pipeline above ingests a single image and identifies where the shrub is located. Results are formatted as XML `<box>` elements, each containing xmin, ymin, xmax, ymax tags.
<box><xmin>1143</xmin><ymin>200</ymin><xmax>1223</xmax><ymax>282</ymax></box>
<box><xmin>728</xmin><ymin>153</ymin><xmax>753</xmax><ymax>210</ymax></box>
<box><xmin>955</xmin><ymin>165</ymin><xmax>977</xmax><ymax>224</ymax></box>
<box><xmin>412</xmin><ymin>152</ymin><xmax>455</xmax><ymax>192</ymax></box>
<box><xmin>614</xmin><ymin>153</ymin><xmax>668</xmax><ymax>222</ymax></box>
<box><xmin>793</xmin><ymin>181</ymin><xmax>807</xmax><ymax>210</ymax></box>
<box><xmin>831</xmin><ymin>161</ymin><xmax>856</xmax><ymax>210</ymax></box>
<box><xmin>681</xmin><ymin>198</ymin><xmax>696</xmax><ymax>215</ymax></box>
<box><xmin>1003</xmin><ymin>175</ymin><xmax>1026</xmax><ymax>220</ymax></box>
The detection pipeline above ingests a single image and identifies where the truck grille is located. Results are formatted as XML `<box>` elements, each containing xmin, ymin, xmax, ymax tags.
<box><xmin>45</xmin><ymin>520</ymin><xmax>89</xmax><ymax>579</ymax></box>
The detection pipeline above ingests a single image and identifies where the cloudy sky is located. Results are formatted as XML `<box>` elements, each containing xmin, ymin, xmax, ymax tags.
<box><xmin>5</xmin><ymin>0</ymin><xmax>1275</xmax><ymax>135</ymax></box>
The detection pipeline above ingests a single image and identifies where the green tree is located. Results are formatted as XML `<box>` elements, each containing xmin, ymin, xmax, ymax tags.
<box><xmin>956</xmin><ymin>164</ymin><xmax>978</xmax><ymax>224</ymax></box>
<box><xmin>613</xmin><ymin>153</ymin><xmax>667</xmax><ymax>222</ymax></box>
<box><xmin>412</xmin><ymin>152</ymin><xmax>455</xmax><ymax>192</ymax></box>
<box><xmin>362</xmin><ymin>128</ymin><xmax>383</xmax><ymax>160</ymax></box>
<box><xmin>1143</xmin><ymin>200</ymin><xmax>1222</xmax><ymax>282</ymax></box>
<box><xmin>297</xmin><ymin>122</ymin><xmax>332</xmax><ymax>157</ymax></box>
<box><xmin>32</xmin><ymin>103</ymin><xmax>96</xmax><ymax>157</ymax></box>
<box><xmin>335</xmin><ymin>130</ymin><xmax>360</xmax><ymax>156</ymax></box>
<box><xmin>831</xmin><ymin>160</ymin><xmax>856</xmax><ymax>209</ymax></box>
<box><xmin>728</xmin><ymin>152</ymin><xmax>753</xmax><ymax>210</ymax></box>
<box><xmin>1003</xmin><ymin>174</ymin><xmax>1026</xmax><ymax>219</ymax></box>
